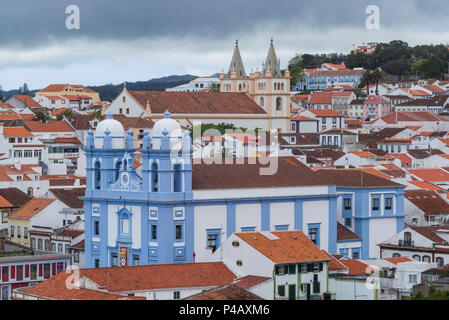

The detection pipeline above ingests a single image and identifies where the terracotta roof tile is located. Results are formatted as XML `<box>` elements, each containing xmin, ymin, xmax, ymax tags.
<box><xmin>383</xmin><ymin>257</ymin><xmax>412</xmax><ymax>265</ymax></box>
<box><xmin>192</xmin><ymin>157</ymin><xmax>328</xmax><ymax>190</ymax></box>
<box><xmin>50</xmin><ymin>188</ymin><xmax>85</xmax><ymax>208</ymax></box>
<box><xmin>9</xmin><ymin>198</ymin><xmax>55</xmax><ymax>219</ymax></box>
<box><xmin>232</xmin><ymin>275</ymin><xmax>271</xmax><ymax>289</ymax></box>
<box><xmin>405</xmin><ymin>190</ymin><xmax>449</xmax><ymax>216</ymax></box>
<box><xmin>337</xmin><ymin>222</ymin><xmax>361</xmax><ymax>241</ymax></box>
<box><xmin>315</xmin><ymin>169</ymin><xmax>402</xmax><ymax>188</ymax></box>
<box><xmin>3</xmin><ymin>127</ymin><xmax>33</xmax><ymax>137</ymax></box>
<box><xmin>408</xmin><ymin>169</ymin><xmax>449</xmax><ymax>182</ymax></box>
<box><xmin>235</xmin><ymin>230</ymin><xmax>330</xmax><ymax>264</ymax></box>
<box><xmin>338</xmin><ymin>259</ymin><xmax>370</xmax><ymax>275</ymax></box>
<box><xmin>183</xmin><ymin>283</ymin><xmax>263</xmax><ymax>300</ymax></box>
<box><xmin>0</xmin><ymin>188</ymin><xmax>32</xmax><ymax>207</ymax></box>
<box><xmin>126</xmin><ymin>91</ymin><xmax>266</xmax><ymax>115</ymax></box>
<box><xmin>24</xmin><ymin>121</ymin><xmax>74</xmax><ymax>132</ymax></box>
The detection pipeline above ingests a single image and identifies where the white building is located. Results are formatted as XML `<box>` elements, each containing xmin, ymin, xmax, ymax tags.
<box><xmin>165</xmin><ymin>77</ymin><xmax>220</xmax><ymax>92</ymax></box>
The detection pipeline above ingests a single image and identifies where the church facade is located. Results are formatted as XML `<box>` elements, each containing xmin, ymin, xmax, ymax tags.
<box><xmin>83</xmin><ymin>113</ymin><xmax>405</xmax><ymax>268</ymax></box>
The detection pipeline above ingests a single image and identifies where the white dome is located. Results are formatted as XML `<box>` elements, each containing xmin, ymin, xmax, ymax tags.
<box><xmin>94</xmin><ymin>113</ymin><xmax>125</xmax><ymax>148</ymax></box>
<box><xmin>151</xmin><ymin>110</ymin><xmax>182</xmax><ymax>149</ymax></box>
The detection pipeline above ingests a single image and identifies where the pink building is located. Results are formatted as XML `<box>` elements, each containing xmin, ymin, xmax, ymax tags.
<box><xmin>364</xmin><ymin>95</ymin><xmax>391</xmax><ymax>121</ymax></box>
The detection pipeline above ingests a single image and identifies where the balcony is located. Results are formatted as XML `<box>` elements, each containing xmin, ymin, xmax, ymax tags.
<box><xmin>64</xmin><ymin>152</ymin><xmax>79</xmax><ymax>158</ymax></box>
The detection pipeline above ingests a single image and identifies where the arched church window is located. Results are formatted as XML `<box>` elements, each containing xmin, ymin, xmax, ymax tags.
<box><xmin>94</xmin><ymin>160</ymin><xmax>101</xmax><ymax>190</ymax></box>
<box><xmin>123</xmin><ymin>159</ymin><xmax>128</xmax><ymax>171</ymax></box>
<box><xmin>174</xmin><ymin>164</ymin><xmax>182</xmax><ymax>192</ymax></box>
<box><xmin>120</xmin><ymin>212</ymin><xmax>130</xmax><ymax>235</ymax></box>
<box><xmin>239</xmin><ymin>84</ymin><xmax>242</xmax><ymax>91</ymax></box>
<box><xmin>152</xmin><ymin>162</ymin><xmax>159</xmax><ymax>192</ymax></box>
<box><xmin>27</xmin><ymin>187</ymin><xmax>33</xmax><ymax>197</ymax></box>
<box><xmin>281</xmin><ymin>83</ymin><xmax>284</xmax><ymax>90</ymax></box>
<box><xmin>276</xmin><ymin>97</ymin><xmax>282</xmax><ymax>111</ymax></box>
<box><xmin>115</xmin><ymin>161</ymin><xmax>121</xmax><ymax>181</ymax></box>
<box><xmin>122</xmin><ymin>96</ymin><xmax>126</xmax><ymax>103</ymax></box>
<box><xmin>260</xmin><ymin>97</ymin><xmax>264</xmax><ymax>107</ymax></box>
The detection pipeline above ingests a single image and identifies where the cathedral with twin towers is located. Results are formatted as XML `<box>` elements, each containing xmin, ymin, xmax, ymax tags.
<box><xmin>220</xmin><ymin>39</ymin><xmax>291</xmax><ymax>132</ymax></box>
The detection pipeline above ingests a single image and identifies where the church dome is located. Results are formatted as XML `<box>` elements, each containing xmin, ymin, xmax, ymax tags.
<box><xmin>94</xmin><ymin>113</ymin><xmax>125</xmax><ymax>148</ymax></box>
<box><xmin>151</xmin><ymin>110</ymin><xmax>182</xmax><ymax>149</ymax></box>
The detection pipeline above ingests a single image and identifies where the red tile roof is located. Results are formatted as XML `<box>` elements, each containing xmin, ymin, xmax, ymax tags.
<box><xmin>3</xmin><ymin>127</ymin><xmax>33</xmax><ymax>137</ymax></box>
<box><xmin>338</xmin><ymin>259</ymin><xmax>370</xmax><ymax>275</ymax></box>
<box><xmin>235</xmin><ymin>230</ymin><xmax>330</xmax><ymax>264</ymax></box>
<box><xmin>24</xmin><ymin>121</ymin><xmax>74</xmax><ymax>132</ymax></box>
<box><xmin>405</xmin><ymin>190</ymin><xmax>449</xmax><ymax>216</ymax></box>
<box><xmin>383</xmin><ymin>257</ymin><xmax>412</xmax><ymax>265</ymax></box>
<box><xmin>309</xmin><ymin>109</ymin><xmax>343</xmax><ymax>117</ymax></box>
<box><xmin>376</xmin><ymin>111</ymin><xmax>448</xmax><ymax>124</ymax></box>
<box><xmin>337</xmin><ymin>223</ymin><xmax>361</xmax><ymax>241</ymax></box>
<box><xmin>192</xmin><ymin>157</ymin><xmax>328</xmax><ymax>190</ymax></box>
<box><xmin>9</xmin><ymin>198</ymin><xmax>55</xmax><ymax>219</ymax></box>
<box><xmin>407</xmin><ymin>169</ymin><xmax>449</xmax><ymax>182</ymax></box>
<box><xmin>79</xmin><ymin>262</ymin><xmax>236</xmax><ymax>292</ymax></box>
<box><xmin>232</xmin><ymin>275</ymin><xmax>271</xmax><ymax>289</ymax></box>
<box><xmin>54</xmin><ymin>137</ymin><xmax>81</xmax><ymax>144</ymax></box>
<box><xmin>183</xmin><ymin>283</ymin><xmax>263</xmax><ymax>300</ymax></box>
<box><xmin>320</xmin><ymin>250</ymin><xmax>348</xmax><ymax>272</ymax></box>
<box><xmin>126</xmin><ymin>91</ymin><xmax>266</xmax><ymax>115</ymax></box>
<box><xmin>13</xmin><ymin>95</ymin><xmax>42</xmax><ymax>108</ymax></box>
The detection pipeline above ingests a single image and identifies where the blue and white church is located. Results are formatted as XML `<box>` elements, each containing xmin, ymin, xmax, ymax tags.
<box><xmin>83</xmin><ymin>112</ymin><xmax>405</xmax><ymax>268</ymax></box>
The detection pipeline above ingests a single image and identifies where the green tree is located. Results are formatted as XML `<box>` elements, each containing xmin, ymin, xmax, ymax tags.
<box><xmin>34</xmin><ymin>110</ymin><xmax>50</xmax><ymax>123</ymax></box>
<box><xmin>209</xmin><ymin>83</ymin><xmax>220</xmax><ymax>92</ymax></box>
<box><xmin>410</xmin><ymin>286</ymin><xmax>449</xmax><ymax>300</ymax></box>
<box><xmin>22</xmin><ymin>83</ymin><xmax>29</xmax><ymax>94</ymax></box>
<box><xmin>288</xmin><ymin>53</ymin><xmax>304</xmax><ymax>88</ymax></box>
<box><xmin>372</xmin><ymin>68</ymin><xmax>387</xmax><ymax>95</ymax></box>
<box><xmin>359</xmin><ymin>70</ymin><xmax>375</xmax><ymax>95</ymax></box>
<box><xmin>411</xmin><ymin>55</ymin><xmax>444</xmax><ymax>78</ymax></box>
<box><xmin>90</xmin><ymin>110</ymin><xmax>103</xmax><ymax>120</ymax></box>
<box><xmin>61</xmin><ymin>108</ymin><xmax>74</xmax><ymax>117</ymax></box>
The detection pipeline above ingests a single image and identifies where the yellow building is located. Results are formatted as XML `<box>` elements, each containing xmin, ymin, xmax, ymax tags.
<box><xmin>220</xmin><ymin>39</ymin><xmax>291</xmax><ymax>132</ymax></box>
<box><xmin>7</xmin><ymin>198</ymin><xmax>56</xmax><ymax>249</ymax></box>
<box><xmin>35</xmin><ymin>84</ymin><xmax>101</xmax><ymax>103</ymax></box>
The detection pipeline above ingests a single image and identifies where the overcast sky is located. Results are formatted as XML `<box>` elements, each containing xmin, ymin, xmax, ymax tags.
<box><xmin>1</xmin><ymin>0</ymin><xmax>449</xmax><ymax>90</ymax></box>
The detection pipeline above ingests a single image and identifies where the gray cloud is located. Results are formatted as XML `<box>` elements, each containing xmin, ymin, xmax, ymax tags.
<box><xmin>1</xmin><ymin>0</ymin><xmax>449</xmax><ymax>90</ymax></box>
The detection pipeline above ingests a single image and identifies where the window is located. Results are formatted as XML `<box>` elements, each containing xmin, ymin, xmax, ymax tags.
<box><xmin>175</xmin><ymin>225</ymin><xmax>183</xmax><ymax>240</ymax></box>
<box><xmin>409</xmin><ymin>274</ymin><xmax>417</xmax><ymax>284</ymax></box>
<box><xmin>291</xmin><ymin>122</ymin><xmax>296</xmax><ymax>132</ymax></box>
<box><xmin>173</xmin><ymin>164</ymin><xmax>182</xmax><ymax>192</ymax></box>
<box><xmin>94</xmin><ymin>160</ymin><xmax>101</xmax><ymax>190</ymax></box>
<box><xmin>392</xmin><ymin>253</ymin><xmax>401</xmax><ymax>258</ymax></box>
<box><xmin>372</xmin><ymin>198</ymin><xmax>379</xmax><ymax>211</ymax></box>
<box><xmin>404</xmin><ymin>232</ymin><xmax>412</xmax><ymax>247</ymax></box>
<box><xmin>51</xmin><ymin>243</ymin><xmax>56</xmax><ymax>252</ymax></box>
<box><xmin>58</xmin><ymin>243</ymin><xmax>63</xmax><ymax>253</ymax></box>
<box><xmin>112</xmin><ymin>253</ymin><xmax>118</xmax><ymax>266</ymax></box>
<box><xmin>16</xmin><ymin>265</ymin><xmax>23</xmax><ymax>281</ymax></box>
<box><xmin>344</xmin><ymin>198</ymin><xmax>351</xmax><ymax>210</ymax></box>
<box><xmin>152</xmin><ymin>162</ymin><xmax>158</xmax><ymax>192</ymax></box>
<box><xmin>17</xmin><ymin>226</ymin><xmax>21</xmax><ymax>239</ymax></box>
<box><xmin>74</xmin><ymin>250</ymin><xmax>80</xmax><ymax>263</ymax></box>
<box><xmin>352</xmin><ymin>251</ymin><xmax>359</xmax><ymax>259</ymax></box>
<box><xmin>385</xmin><ymin>197</ymin><xmax>392</xmax><ymax>210</ymax></box>
<box><xmin>24</xmin><ymin>227</ymin><xmax>28</xmax><ymax>240</ymax></box>
<box><xmin>94</xmin><ymin>221</ymin><xmax>100</xmax><ymax>236</ymax></box>
<box><xmin>276</xmin><ymin>97</ymin><xmax>282</xmax><ymax>111</ymax></box>
<box><xmin>413</xmin><ymin>255</ymin><xmax>421</xmax><ymax>261</ymax></box>
<box><xmin>277</xmin><ymin>285</ymin><xmax>285</xmax><ymax>297</ymax></box>
<box><xmin>133</xmin><ymin>255</ymin><xmax>140</xmax><ymax>266</ymax></box>
<box><xmin>308</xmin><ymin>224</ymin><xmax>320</xmax><ymax>247</ymax></box>
<box><xmin>31</xmin><ymin>238</ymin><xmax>36</xmax><ymax>249</ymax></box>
<box><xmin>422</xmin><ymin>256</ymin><xmax>431</xmax><ymax>263</ymax></box>
<box><xmin>345</xmin><ymin>218</ymin><xmax>352</xmax><ymax>227</ymax></box>
<box><xmin>10</xmin><ymin>225</ymin><xmax>14</xmax><ymax>238</ymax></box>
<box><xmin>236</xmin><ymin>259</ymin><xmax>243</xmax><ymax>266</ymax></box>
<box><xmin>45</xmin><ymin>240</ymin><xmax>50</xmax><ymax>251</ymax></box>
<box><xmin>95</xmin><ymin>259</ymin><xmax>100</xmax><ymax>268</ymax></box>
<box><xmin>121</xmin><ymin>218</ymin><xmax>130</xmax><ymax>235</ymax></box>
<box><xmin>1</xmin><ymin>266</ymin><xmax>8</xmax><ymax>282</ymax></box>
<box><xmin>30</xmin><ymin>264</ymin><xmax>37</xmax><ymax>280</ymax></box>
<box><xmin>275</xmin><ymin>265</ymin><xmax>285</xmax><ymax>275</ymax></box>
<box><xmin>436</xmin><ymin>257</ymin><xmax>444</xmax><ymax>267</ymax></box>
<box><xmin>207</xmin><ymin>233</ymin><xmax>218</xmax><ymax>253</ymax></box>
<box><xmin>151</xmin><ymin>224</ymin><xmax>157</xmax><ymax>240</ymax></box>
<box><xmin>126</xmin><ymin>108</ymin><xmax>130</xmax><ymax>115</ymax></box>
<box><xmin>43</xmin><ymin>264</ymin><xmax>50</xmax><ymax>279</ymax></box>
<box><xmin>173</xmin><ymin>291</ymin><xmax>180</xmax><ymax>300</ymax></box>
<box><xmin>288</xmin><ymin>264</ymin><xmax>296</xmax><ymax>275</ymax></box>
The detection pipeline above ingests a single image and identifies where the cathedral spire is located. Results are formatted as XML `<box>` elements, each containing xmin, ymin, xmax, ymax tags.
<box><xmin>227</xmin><ymin>39</ymin><xmax>246</xmax><ymax>78</ymax></box>
<box><xmin>263</xmin><ymin>38</ymin><xmax>281</xmax><ymax>77</ymax></box>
